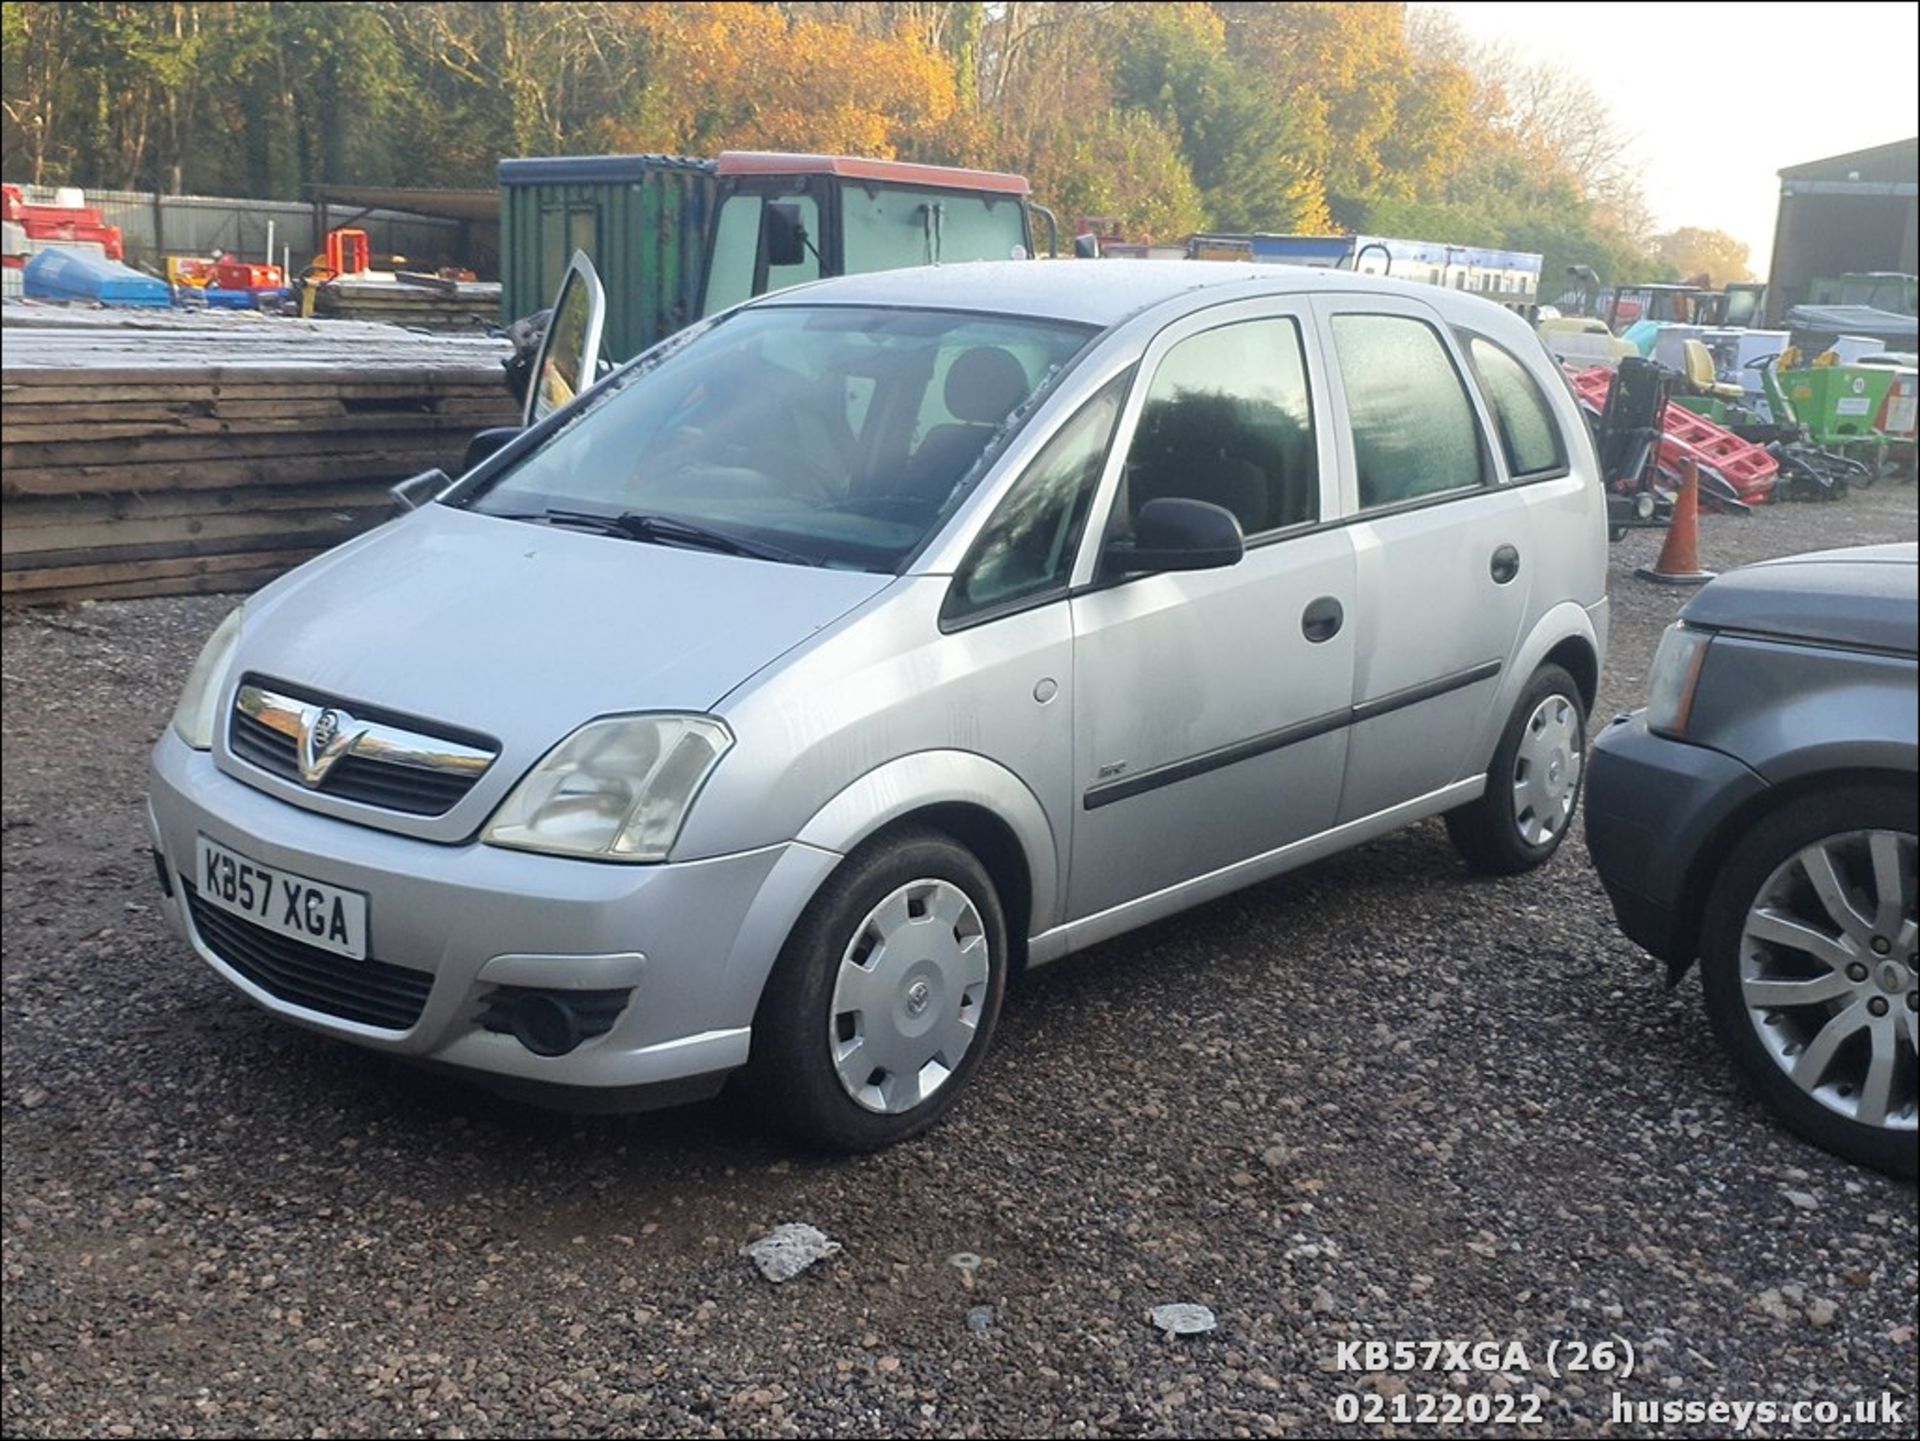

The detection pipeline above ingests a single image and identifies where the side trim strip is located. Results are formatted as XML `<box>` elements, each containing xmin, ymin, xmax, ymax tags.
<box><xmin>1350</xmin><ymin>658</ymin><xmax>1503</xmax><ymax>723</ymax></box>
<box><xmin>1082</xmin><ymin>658</ymin><xmax>1501</xmax><ymax>810</ymax></box>
<box><xmin>1084</xmin><ymin>706</ymin><xmax>1349</xmax><ymax>811</ymax></box>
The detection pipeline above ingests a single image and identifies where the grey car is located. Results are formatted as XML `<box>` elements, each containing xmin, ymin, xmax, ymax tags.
<box><xmin>1587</xmin><ymin>543</ymin><xmax>1918</xmax><ymax>1175</ymax></box>
<box><xmin>149</xmin><ymin>259</ymin><xmax>1609</xmax><ymax>1150</ymax></box>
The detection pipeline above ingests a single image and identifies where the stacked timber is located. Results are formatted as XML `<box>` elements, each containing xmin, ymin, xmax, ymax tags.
<box><xmin>313</xmin><ymin>275</ymin><xmax>504</xmax><ymax>331</ymax></box>
<box><xmin>1</xmin><ymin>306</ymin><xmax>516</xmax><ymax>604</ymax></box>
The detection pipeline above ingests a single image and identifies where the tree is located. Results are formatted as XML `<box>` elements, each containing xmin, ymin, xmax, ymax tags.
<box><xmin>1105</xmin><ymin>3</ymin><xmax>1328</xmax><ymax>232</ymax></box>
<box><xmin>615</xmin><ymin>3</ymin><xmax>957</xmax><ymax>157</ymax></box>
<box><xmin>1650</xmin><ymin>227</ymin><xmax>1753</xmax><ymax>288</ymax></box>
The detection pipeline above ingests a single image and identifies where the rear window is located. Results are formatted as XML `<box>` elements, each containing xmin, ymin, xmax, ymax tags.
<box><xmin>1330</xmin><ymin>314</ymin><xmax>1486</xmax><ymax>509</ymax></box>
<box><xmin>1462</xmin><ymin>334</ymin><xmax>1567</xmax><ymax>480</ymax></box>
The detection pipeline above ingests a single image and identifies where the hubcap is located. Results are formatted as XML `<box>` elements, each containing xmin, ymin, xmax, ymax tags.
<box><xmin>1512</xmin><ymin>695</ymin><xmax>1582</xmax><ymax>846</ymax></box>
<box><xmin>829</xmin><ymin>879</ymin><xmax>990</xmax><ymax>1115</ymax></box>
<box><xmin>1739</xmin><ymin>829</ymin><xmax>1918</xmax><ymax>1132</ymax></box>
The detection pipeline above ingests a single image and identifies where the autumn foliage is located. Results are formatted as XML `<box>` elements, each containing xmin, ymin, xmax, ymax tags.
<box><xmin>2</xmin><ymin>1</ymin><xmax>1680</xmax><ymax>281</ymax></box>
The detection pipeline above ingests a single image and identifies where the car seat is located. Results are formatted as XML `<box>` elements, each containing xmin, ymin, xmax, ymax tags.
<box><xmin>905</xmin><ymin>347</ymin><xmax>1031</xmax><ymax>500</ymax></box>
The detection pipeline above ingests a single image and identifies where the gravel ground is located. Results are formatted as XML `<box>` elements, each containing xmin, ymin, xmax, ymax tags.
<box><xmin>4</xmin><ymin>488</ymin><xmax>1917</xmax><ymax>1439</ymax></box>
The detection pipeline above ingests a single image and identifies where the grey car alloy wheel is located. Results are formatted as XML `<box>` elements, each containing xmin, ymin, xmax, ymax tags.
<box><xmin>1740</xmin><ymin>828</ymin><xmax>1919</xmax><ymax>1132</ymax></box>
<box><xmin>829</xmin><ymin>878</ymin><xmax>991</xmax><ymax>1115</ymax></box>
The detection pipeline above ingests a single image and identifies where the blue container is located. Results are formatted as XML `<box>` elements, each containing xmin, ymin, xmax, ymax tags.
<box><xmin>24</xmin><ymin>248</ymin><xmax>171</xmax><ymax>307</ymax></box>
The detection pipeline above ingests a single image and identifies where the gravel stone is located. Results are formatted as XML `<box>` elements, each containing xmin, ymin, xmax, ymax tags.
<box><xmin>1149</xmin><ymin>1303</ymin><xmax>1218</xmax><ymax>1336</ymax></box>
<box><xmin>741</xmin><ymin>1222</ymin><xmax>841</xmax><ymax>1282</ymax></box>
<box><xmin>3</xmin><ymin>490</ymin><xmax>1916</xmax><ymax>1437</ymax></box>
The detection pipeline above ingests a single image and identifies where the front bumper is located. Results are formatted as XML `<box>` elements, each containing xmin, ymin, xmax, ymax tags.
<box><xmin>1585</xmin><ymin>711</ymin><xmax>1768</xmax><ymax>966</ymax></box>
<box><xmin>148</xmin><ymin>731</ymin><xmax>840</xmax><ymax>1097</ymax></box>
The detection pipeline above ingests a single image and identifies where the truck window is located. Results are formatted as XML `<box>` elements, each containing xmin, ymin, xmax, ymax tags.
<box><xmin>843</xmin><ymin>186</ymin><xmax>1027</xmax><ymax>273</ymax></box>
<box><xmin>763</xmin><ymin>194</ymin><xmax>821</xmax><ymax>294</ymax></box>
<box><xmin>705</xmin><ymin>195</ymin><xmax>762</xmax><ymax>314</ymax></box>
<box><xmin>705</xmin><ymin>193</ymin><xmax>823</xmax><ymax>315</ymax></box>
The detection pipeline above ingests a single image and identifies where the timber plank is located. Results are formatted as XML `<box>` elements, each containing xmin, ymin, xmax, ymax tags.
<box><xmin>2</xmin><ymin>547</ymin><xmax>327</xmax><ymax>594</ymax></box>
<box><xmin>2</xmin><ymin>504</ymin><xmax>384</xmax><ymax>563</ymax></box>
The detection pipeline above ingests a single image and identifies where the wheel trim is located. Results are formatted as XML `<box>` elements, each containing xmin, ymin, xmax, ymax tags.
<box><xmin>1739</xmin><ymin>829</ymin><xmax>1918</xmax><ymax>1132</ymax></box>
<box><xmin>1511</xmin><ymin>694</ymin><xmax>1582</xmax><ymax>846</ymax></box>
<box><xmin>829</xmin><ymin>878</ymin><xmax>990</xmax><ymax>1115</ymax></box>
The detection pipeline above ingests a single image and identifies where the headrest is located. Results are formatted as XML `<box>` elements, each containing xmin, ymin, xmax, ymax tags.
<box><xmin>944</xmin><ymin>347</ymin><xmax>1029</xmax><ymax>424</ymax></box>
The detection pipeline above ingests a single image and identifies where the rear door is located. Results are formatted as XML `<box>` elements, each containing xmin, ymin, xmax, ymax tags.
<box><xmin>1315</xmin><ymin>297</ymin><xmax>1534</xmax><ymax>821</ymax></box>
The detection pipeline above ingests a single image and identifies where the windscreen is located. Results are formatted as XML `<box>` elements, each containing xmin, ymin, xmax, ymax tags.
<box><xmin>460</xmin><ymin>306</ymin><xmax>1094</xmax><ymax>572</ymax></box>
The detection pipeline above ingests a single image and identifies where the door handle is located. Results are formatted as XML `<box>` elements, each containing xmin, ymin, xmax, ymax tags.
<box><xmin>1490</xmin><ymin>544</ymin><xmax>1521</xmax><ymax>585</ymax></box>
<box><xmin>1301</xmin><ymin>595</ymin><xmax>1344</xmax><ymax>643</ymax></box>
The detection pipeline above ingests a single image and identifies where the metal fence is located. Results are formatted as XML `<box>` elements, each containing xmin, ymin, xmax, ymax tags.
<box><xmin>11</xmin><ymin>183</ymin><xmax>466</xmax><ymax>275</ymax></box>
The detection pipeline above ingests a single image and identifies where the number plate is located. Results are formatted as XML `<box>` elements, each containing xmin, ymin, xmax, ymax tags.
<box><xmin>194</xmin><ymin>835</ymin><xmax>368</xmax><ymax>961</ymax></box>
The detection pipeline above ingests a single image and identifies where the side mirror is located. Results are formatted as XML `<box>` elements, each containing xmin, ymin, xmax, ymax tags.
<box><xmin>762</xmin><ymin>201</ymin><xmax>808</xmax><ymax>268</ymax></box>
<box><xmin>1103</xmin><ymin>497</ymin><xmax>1245</xmax><ymax>575</ymax></box>
<box><xmin>1073</xmin><ymin>233</ymin><xmax>1101</xmax><ymax>260</ymax></box>
<box><xmin>461</xmin><ymin>426</ymin><xmax>524</xmax><ymax>474</ymax></box>
<box><xmin>390</xmin><ymin>467</ymin><xmax>453</xmax><ymax>513</ymax></box>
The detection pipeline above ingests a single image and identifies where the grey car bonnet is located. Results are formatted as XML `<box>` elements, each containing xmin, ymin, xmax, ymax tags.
<box><xmin>1681</xmin><ymin>542</ymin><xmax>1918</xmax><ymax>657</ymax></box>
<box><xmin>232</xmin><ymin>504</ymin><xmax>893</xmax><ymax>750</ymax></box>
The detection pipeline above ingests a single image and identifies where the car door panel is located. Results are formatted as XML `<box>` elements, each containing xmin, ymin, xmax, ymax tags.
<box><xmin>1315</xmin><ymin>298</ymin><xmax>1533</xmax><ymax>822</ymax></box>
<box><xmin>1069</xmin><ymin>533</ymin><xmax>1355</xmax><ymax>919</ymax></box>
<box><xmin>1066</xmin><ymin>298</ymin><xmax>1354</xmax><ymax>922</ymax></box>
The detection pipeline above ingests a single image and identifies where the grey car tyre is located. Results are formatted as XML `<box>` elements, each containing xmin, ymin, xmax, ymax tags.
<box><xmin>1446</xmin><ymin>663</ymin><xmax>1586</xmax><ymax>876</ymax></box>
<box><xmin>1699</xmin><ymin>784</ymin><xmax>1917</xmax><ymax>1177</ymax></box>
<box><xmin>746</xmin><ymin>828</ymin><xmax>1008</xmax><ymax>1152</ymax></box>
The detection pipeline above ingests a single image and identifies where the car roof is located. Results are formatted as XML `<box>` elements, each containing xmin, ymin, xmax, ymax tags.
<box><xmin>748</xmin><ymin>259</ymin><xmax>1526</xmax><ymax>330</ymax></box>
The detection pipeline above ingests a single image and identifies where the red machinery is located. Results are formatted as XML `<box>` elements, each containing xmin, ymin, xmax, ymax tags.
<box><xmin>1569</xmin><ymin>365</ymin><xmax>1778</xmax><ymax>506</ymax></box>
<box><xmin>0</xmin><ymin>184</ymin><xmax>125</xmax><ymax>261</ymax></box>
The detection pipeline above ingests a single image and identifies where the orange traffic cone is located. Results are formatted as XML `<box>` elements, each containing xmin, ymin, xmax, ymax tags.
<box><xmin>1636</xmin><ymin>460</ymin><xmax>1715</xmax><ymax>585</ymax></box>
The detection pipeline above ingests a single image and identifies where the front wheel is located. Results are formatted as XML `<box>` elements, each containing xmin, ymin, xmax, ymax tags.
<box><xmin>1699</xmin><ymin>786</ymin><xmax>1917</xmax><ymax>1176</ymax></box>
<box><xmin>746</xmin><ymin>828</ymin><xmax>1008</xmax><ymax>1151</ymax></box>
<box><xmin>1446</xmin><ymin>663</ymin><xmax>1586</xmax><ymax>875</ymax></box>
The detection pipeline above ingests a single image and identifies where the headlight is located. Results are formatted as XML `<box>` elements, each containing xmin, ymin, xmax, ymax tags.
<box><xmin>1645</xmin><ymin>622</ymin><xmax>1712</xmax><ymax>739</ymax></box>
<box><xmin>483</xmin><ymin>714</ymin><xmax>733</xmax><ymax>862</ymax></box>
<box><xmin>170</xmin><ymin>606</ymin><xmax>244</xmax><ymax>750</ymax></box>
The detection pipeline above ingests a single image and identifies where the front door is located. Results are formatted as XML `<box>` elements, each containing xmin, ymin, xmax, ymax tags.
<box><xmin>1068</xmin><ymin>300</ymin><xmax>1355</xmax><ymax>922</ymax></box>
<box><xmin>1315</xmin><ymin>300</ymin><xmax>1533</xmax><ymax>822</ymax></box>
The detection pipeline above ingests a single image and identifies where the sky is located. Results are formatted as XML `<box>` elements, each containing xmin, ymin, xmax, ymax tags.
<box><xmin>1430</xmin><ymin>1</ymin><xmax>1920</xmax><ymax>278</ymax></box>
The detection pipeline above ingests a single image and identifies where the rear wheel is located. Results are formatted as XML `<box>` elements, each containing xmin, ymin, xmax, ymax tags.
<box><xmin>1699</xmin><ymin>785</ymin><xmax>1918</xmax><ymax>1176</ymax></box>
<box><xmin>746</xmin><ymin>828</ymin><xmax>1008</xmax><ymax>1152</ymax></box>
<box><xmin>1446</xmin><ymin>663</ymin><xmax>1586</xmax><ymax>875</ymax></box>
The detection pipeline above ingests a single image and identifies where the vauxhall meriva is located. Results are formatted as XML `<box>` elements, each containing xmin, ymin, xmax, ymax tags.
<box><xmin>150</xmin><ymin>260</ymin><xmax>1608</xmax><ymax>1150</ymax></box>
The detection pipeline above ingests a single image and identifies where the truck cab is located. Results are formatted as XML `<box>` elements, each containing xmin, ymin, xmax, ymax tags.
<box><xmin>696</xmin><ymin>152</ymin><xmax>1042</xmax><ymax>318</ymax></box>
<box><xmin>499</xmin><ymin>151</ymin><xmax>1051</xmax><ymax>368</ymax></box>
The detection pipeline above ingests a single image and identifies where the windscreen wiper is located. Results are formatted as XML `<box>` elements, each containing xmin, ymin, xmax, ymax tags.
<box><xmin>509</xmin><ymin>507</ymin><xmax>817</xmax><ymax>566</ymax></box>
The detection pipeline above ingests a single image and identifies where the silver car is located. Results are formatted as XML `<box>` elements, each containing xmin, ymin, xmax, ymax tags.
<box><xmin>149</xmin><ymin>260</ymin><xmax>1609</xmax><ymax>1150</ymax></box>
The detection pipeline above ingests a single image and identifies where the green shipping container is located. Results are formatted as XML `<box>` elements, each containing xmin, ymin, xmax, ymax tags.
<box><xmin>499</xmin><ymin>155</ymin><xmax>717</xmax><ymax>362</ymax></box>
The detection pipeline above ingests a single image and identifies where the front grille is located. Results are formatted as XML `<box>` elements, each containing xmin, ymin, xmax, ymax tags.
<box><xmin>183</xmin><ymin>882</ymin><xmax>433</xmax><ymax>1030</ymax></box>
<box><xmin>229</xmin><ymin>709</ymin><xmax>480</xmax><ymax>815</ymax></box>
<box><xmin>227</xmin><ymin>679</ymin><xmax>496</xmax><ymax>818</ymax></box>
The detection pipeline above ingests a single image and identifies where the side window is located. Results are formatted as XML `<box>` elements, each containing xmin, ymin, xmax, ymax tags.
<box><xmin>1461</xmin><ymin>334</ymin><xmax>1567</xmax><ymax>480</ymax></box>
<box><xmin>1118</xmin><ymin>317</ymin><xmax>1317</xmax><ymax>539</ymax></box>
<box><xmin>702</xmin><ymin>195</ymin><xmax>761</xmax><ymax>315</ymax></box>
<box><xmin>944</xmin><ymin>371</ymin><xmax>1130</xmax><ymax>624</ymax></box>
<box><xmin>1330</xmin><ymin>314</ymin><xmax>1486</xmax><ymax>509</ymax></box>
<box><xmin>763</xmin><ymin>194</ymin><xmax>821</xmax><ymax>294</ymax></box>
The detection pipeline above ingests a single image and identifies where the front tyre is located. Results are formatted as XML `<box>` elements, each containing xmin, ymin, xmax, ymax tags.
<box><xmin>1699</xmin><ymin>786</ymin><xmax>1917</xmax><ymax>1176</ymax></box>
<box><xmin>1446</xmin><ymin>663</ymin><xmax>1587</xmax><ymax>876</ymax></box>
<box><xmin>747</xmin><ymin>828</ymin><xmax>1008</xmax><ymax>1152</ymax></box>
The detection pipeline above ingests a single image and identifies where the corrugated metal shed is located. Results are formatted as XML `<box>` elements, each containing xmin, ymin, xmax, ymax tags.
<box><xmin>1766</xmin><ymin>138</ymin><xmax>1918</xmax><ymax>325</ymax></box>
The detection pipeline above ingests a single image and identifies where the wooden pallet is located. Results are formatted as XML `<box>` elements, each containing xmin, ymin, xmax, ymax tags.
<box><xmin>1</xmin><ymin>308</ymin><xmax>517</xmax><ymax>604</ymax></box>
